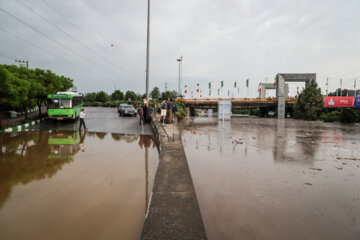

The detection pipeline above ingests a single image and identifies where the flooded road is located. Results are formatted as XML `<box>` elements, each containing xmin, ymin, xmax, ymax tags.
<box><xmin>30</xmin><ymin>107</ymin><xmax>153</xmax><ymax>135</ymax></box>
<box><xmin>181</xmin><ymin>117</ymin><xmax>360</xmax><ymax>240</ymax></box>
<box><xmin>0</xmin><ymin>130</ymin><xmax>158</xmax><ymax>240</ymax></box>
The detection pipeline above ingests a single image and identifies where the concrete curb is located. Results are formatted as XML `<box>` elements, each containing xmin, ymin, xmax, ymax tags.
<box><xmin>0</xmin><ymin>118</ymin><xmax>45</xmax><ymax>133</ymax></box>
<box><xmin>141</xmin><ymin>117</ymin><xmax>207</xmax><ymax>240</ymax></box>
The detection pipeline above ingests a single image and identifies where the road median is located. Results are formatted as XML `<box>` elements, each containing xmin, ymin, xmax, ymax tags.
<box><xmin>142</xmin><ymin>115</ymin><xmax>207</xmax><ymax>240</ymax></box>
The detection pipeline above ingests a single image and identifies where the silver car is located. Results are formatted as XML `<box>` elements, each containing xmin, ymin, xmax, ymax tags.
<box><xmin>118</xmin><ymin>104</ymin><xmax>137</xmax><ymax>116</ymax></box>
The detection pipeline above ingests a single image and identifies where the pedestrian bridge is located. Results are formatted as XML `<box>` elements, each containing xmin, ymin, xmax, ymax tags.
<box><xmin>176</xmin><ymin>97</ymin><xmax>297</xmax><ymax>109</ymax></box>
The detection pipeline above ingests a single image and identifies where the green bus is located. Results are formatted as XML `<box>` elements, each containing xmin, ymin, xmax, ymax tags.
<box><xmin>48</xmin><ymin>131</ymin><xmax>81</xmax><ymax>159</ymax></box>
<box><xmin>47</xmin><ymin>92</ymin><xmax>83</xmax><ymax>120</ymax></box>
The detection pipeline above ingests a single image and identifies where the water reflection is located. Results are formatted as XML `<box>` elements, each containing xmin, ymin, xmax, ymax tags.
<box><xmin>181</xmin><ymin>117</ymin><xmax>360</xmax><ymax>240</ymax></box>
<box><xmin>0</xmin><ymin>130</ymin><xmax>158</xmax><ymax>212</ymax></box>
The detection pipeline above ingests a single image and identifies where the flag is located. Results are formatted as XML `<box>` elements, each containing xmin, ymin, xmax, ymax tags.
<box><xmin>246</xmin><ymin>79</ymin><xmax>249</xmax><ymax>88</ymax></box>
<box><xmin>274</xmin><ymin>82</ymin><xmax>276</xmax><ymax>87</ymax></box>
<box><xmin>234</xmin><ymin>81</ymin><xmax>237</xmax><ymax>88</ymax></box>
<box><xmin>258</xmin><ymin>87</ymin><xmax>261</xmax><ymax>92</ymax></box>
<box><xmin>297</xmin><ymin>86</ymin><xmax>299</xmax><ymax>95</ymax></box>
<box><xmin>184</xmin><ymin>85</ymin><xmax>188</xmax><ymax>94</ymax></box>
<box><xmin>196</xmin><ymin>83</ymin><xmax>200</xmax><ymax>92</ymax></box>
<box><xmin>200</xmin><ymin>90</ymin><xmax>202</xmax><ymax>98</ymax></box>
<box><xmin>221</xmin><ymin>81</ymin><xmax>224</xmax><ymax>88</ymax></box>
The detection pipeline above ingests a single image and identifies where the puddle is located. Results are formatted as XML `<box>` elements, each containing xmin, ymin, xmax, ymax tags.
<box><xmin>0</xmin><ymin>130</ymin><xmax>158</xmax><ymax>240</ymax></box>
<box><xmin>182</xmin><ymin>117</ymin><xmax>360</xmax><ymax>240</ymax></box>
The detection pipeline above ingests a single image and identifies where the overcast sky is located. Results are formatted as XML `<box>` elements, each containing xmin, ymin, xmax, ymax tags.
<box><xmin>0</xmin><ymin>0</ymin><xmax>359</xmax><ymax>97</ymax></box>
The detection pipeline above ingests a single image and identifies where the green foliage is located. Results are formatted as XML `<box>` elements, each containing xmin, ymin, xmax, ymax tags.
<box><xmin>340</xmin><ymin>109</ymin><xmax>357</xmax><ymax>123</ymax></box>
<box><xmin>294</xmin><ymin>79</ymin><xmax>323</xmax><ymax>120</ymax></box>
<box><xmin>161</xmin><ymin>90</ymin><xmax>178</xmax><ymax>100</ymax></box>
<box><xmin>84</xmin><ymin>92</ymin><xmax>97</xmax><ymax>102</ymax></box>
<box><xmin>320</xmin><ymin>110</ymin><xmax>341</xmax><ymax>122</ymax></box>
<box><xmin>125</xmin><ymin>91</ymin><xmax>137</xmax><ymax>102</ymax></box>
<box><xmin>250</xmin><ymin>108</ymin><xmax>259</xmax><ymax>116</ymax></box>
<box><xmin>95</xmin><ymin>91</ymin><xmax>109</xmax><ymax>103</ymax></box>
<box><xmin>0</xmin><ymin>65</ymin><xmax>73</xmax><ymax>125</ymax></box>
<box><xmin>150</xmin><ymin>87</ymin><xmax>161</xmax><ymax>100</ymax></box>
<box><xmin>232</xmin><ymin>109</ymin><xmax>250</xmax><ymax>114</ymax></box>
<box><xmin>111</xmin><ymin>90</ymin><xmax>124</xmax><ymax>101</ymax></box>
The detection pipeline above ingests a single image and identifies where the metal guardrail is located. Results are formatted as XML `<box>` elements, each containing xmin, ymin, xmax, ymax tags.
<box><xmin>176</xmin><ymin>98</ymin><xmax>297</xmax><ymax>103</ymax></box>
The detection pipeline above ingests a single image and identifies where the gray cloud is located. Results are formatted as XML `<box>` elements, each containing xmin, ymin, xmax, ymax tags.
<box><xmin>0</xmin><ymin>0</ymin><xmax>359</xmax><ymax>97</ymax></box>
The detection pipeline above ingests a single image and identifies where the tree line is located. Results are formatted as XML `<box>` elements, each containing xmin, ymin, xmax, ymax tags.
<box><xmin>0</xmin><ymin>65</ymin><xmax>73</xmax><ymax>128</ymax></box>
<box><xmin>84</xmin><ymin>87</ymin><xmax>180</xmax><ymax>103</ymax></box>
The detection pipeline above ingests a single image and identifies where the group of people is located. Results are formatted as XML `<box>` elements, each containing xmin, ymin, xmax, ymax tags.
<box><xmin>139</xmin><ymin>102</ymin><xmax>152</xmax><ymax>125</ymax></box>
<box><xmin>160</xmin><ymin>98</ymin><xmax>177</xmax><ymax>124</ymax></box>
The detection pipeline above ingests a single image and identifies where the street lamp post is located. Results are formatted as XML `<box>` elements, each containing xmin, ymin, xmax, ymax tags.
<box><xmin>145</xmin><ymin>0</ymin><xmax>150</xmax><ymax>100</ymax></box>
<box><xmin>177</xmin><ymin>55</ymin><xmax>183</xmax><ymax>96</ymax></box>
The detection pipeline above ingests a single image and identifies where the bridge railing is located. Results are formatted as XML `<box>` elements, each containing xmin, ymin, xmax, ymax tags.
<box><xmin>176</xmin><ymin>97</ymin><xmax>297</xmax><ymax>103</ymax></box>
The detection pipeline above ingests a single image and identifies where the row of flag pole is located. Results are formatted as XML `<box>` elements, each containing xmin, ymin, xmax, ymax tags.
<box><xmin>184</xmin><ymin>78</ymin><xmax>357</xmax><ymax>98</ymax></box>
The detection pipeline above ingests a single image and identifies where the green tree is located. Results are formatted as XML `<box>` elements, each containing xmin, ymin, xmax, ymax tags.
<box><xmin>161</xmin><ymin>90</ymin><xmax>178</xmax><ymax>100</ymax></box>
<box><xmin>95</xmin><ymin>91</ymin><xmax>109</xmax><ymax>103</ymax></box>
<box><xmin>84</xmin><ymin>92</ymin><xmax>97</xmax><ymax>102</ymax></box>
<box><xmin>1</xmin><ymin>65</ymin><xmax>73</xmax><ymax>119</ymax></box>
<box><xmin>111</xmin><ymin>90</ymin><xmax>124</xmax><ymax>101</ymax></box>
<box><xmin>125</xmin><ymin>91</ymin><xmax>137</xmax><ymax>102</ymax></box>
<box><xmin>294</xmin><ymin>79</ymin><xmax>323</xmax><ymax>120</ymax></box>
<box><xmin>150</xmin><ymin>87</ymin><xmax>161</xmax><ymax>100</ymax></box>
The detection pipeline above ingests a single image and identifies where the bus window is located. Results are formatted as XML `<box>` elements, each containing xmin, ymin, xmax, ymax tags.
<box><xmin>47</xmin><ymin>99</ymin><xmax>60</xmax><ymax>109</ymax></box>
<box><xmin>60</xmin><ymin>99</ymin><xmax>72</xmax><ymax>108</ymax></box>
<box><xmin>47</xmin><ymin>99</ymin><xmax>72</xmax><ymax>109</ymax></box>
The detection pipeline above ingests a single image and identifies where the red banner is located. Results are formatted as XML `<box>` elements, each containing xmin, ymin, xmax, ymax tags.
<box><xmin>324</xmin><ymin>97</ymin><xmax>354</xmax><ymax>107</ymax></box>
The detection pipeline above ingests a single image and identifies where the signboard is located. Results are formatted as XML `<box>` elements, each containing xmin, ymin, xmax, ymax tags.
<box><xmin>324</xmin><ymin>97</ymin><xmax>354</xmax><ymax>107</ymax></box>
<box><xmin>354</xmin><ymin>97</ymin><xmax>360</xmax><ymax>108</ymax></box>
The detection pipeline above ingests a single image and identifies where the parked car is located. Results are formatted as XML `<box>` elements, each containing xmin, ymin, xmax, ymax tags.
<box><xmin>118</xmin><ymin>104</ymin><xmax>137</xmax><ymax>116</ymax></box>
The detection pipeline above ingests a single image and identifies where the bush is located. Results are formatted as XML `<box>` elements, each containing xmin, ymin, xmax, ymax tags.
<box><xmin>250</xmin><ymin>108</ymin><xmax>259</xmax><ymax>116</ymax></box>
<box><xmin>232</xmin><ymin>109</ymin><xmax>250</xmax><ymax>114</ymax></box>
<box><xmin>103</xmin><ymin>102</ymin><xmax>110</xmax><ymax>107</ymax></box>
<box><xmin>340</xmin><ymin>109</ymin><xmax>357</xmax><ymax>123</ymax></box>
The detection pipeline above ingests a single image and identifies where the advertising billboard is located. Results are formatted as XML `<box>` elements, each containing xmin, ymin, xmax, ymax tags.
<box><xmin>354</xmin><ymin>97</ymin><xmax>360</xmax><ymax>108</ymax></box>
<box><xmin>323</xmin><ymin>97</ymin><xmax>354</xmax><ymax>108</ymax></box>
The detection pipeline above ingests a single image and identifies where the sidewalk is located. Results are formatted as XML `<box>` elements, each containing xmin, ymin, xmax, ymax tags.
<box><xmin>142</xmin><ymin>115</ymin><xmax>207</xmax><ymax>240</ymax></box>
<box><xmin>1</xmin><ymin>107</ymin><xmax>47</xmax><ymax>128</ymax></box>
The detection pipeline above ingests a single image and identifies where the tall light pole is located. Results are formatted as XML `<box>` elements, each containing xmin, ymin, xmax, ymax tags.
<box><xmin>145</xmin><ymin>0</ymin><xmax>150</xmax><ymax>100</ymax></box>
<box><xmin>177</xmin><ymin>55</ymin><xmax>183</xmax><ymax>97</ymax></box>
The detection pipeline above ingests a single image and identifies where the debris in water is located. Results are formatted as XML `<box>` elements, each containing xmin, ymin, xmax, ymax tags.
<box><xmin>310</xmin><ymin>167</ymin><xmax>322</xmax><ymax>171</ymax></box>
<box><xmin>336</xmin><ymin>157</ymin><xmax>360</xmax><ymax>161</ymax></box>
<box><xmin>337</xmin><ymin>167</ymin><xmax>343</xmax><ymax>170</ymax></box>
<box><xmin>304</xmin><ymin>183</ymin><xmax>313</xmax><ymax>186</ymax></box>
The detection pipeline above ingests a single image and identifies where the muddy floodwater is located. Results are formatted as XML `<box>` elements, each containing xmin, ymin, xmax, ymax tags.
<box><xmin>181</xmin><ymin>117</ymin><xmax>360</xmax><ymax>240</ymax></box>
<box><xmin>0</xmin><ymin>131</ymin><xmax>158</xmax><ymax>240</ymax></box>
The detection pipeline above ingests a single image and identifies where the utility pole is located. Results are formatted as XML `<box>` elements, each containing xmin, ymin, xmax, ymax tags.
<box><xmin>177</xmin><ymin>55</ymin><xmax>183</xmax><ymax>96</ymax></box>
<box><xmin>15</xmin><ymin>59</ymin><xmax>28</xmax><ymax>68</ymax></box>
<box><xmin>165</xmin><ymin>81</ymin><xmax>168</xmax><ymax>92</ymax></box>
<box><xmin>145</xmin><ymin>0</ymin><xmax>151</xmax><ymax>100</ymax></box>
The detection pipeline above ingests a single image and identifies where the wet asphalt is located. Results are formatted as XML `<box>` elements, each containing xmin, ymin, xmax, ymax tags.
<box><xmin>29</xmin><ymin>107</ymin><xmax>153</xmax><ymax>135</ymax></box>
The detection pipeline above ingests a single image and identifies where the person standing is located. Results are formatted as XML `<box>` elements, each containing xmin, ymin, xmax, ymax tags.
<box><xmin>160</xmin><ymin>99</ymin><xmax>167</xmax><ymax>124</ymax></box>
<box><xmin>153</xmin><ymin>101</ymin><xmax>157</xmax><ymax>115</ymax></box>
<box><xmin>168</xmin><ymin>98</ymin><xmax>173</xmax><ymax>123</ymax></box>
<box><xmin>173</xmin><ymin>103</ymin><xmax>177</xmax><ymax>122</ymax></box>
<box><xmin>79</xmin><ymin>109</ymin><xmax>87</xmax><ymax>131</ymax></box>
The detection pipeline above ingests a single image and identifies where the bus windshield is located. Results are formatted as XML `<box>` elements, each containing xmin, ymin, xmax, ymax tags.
<box><xmin>47</xmin><ymin>99</ymin><xmax>72</xmax><ymax>109</ymax></box>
